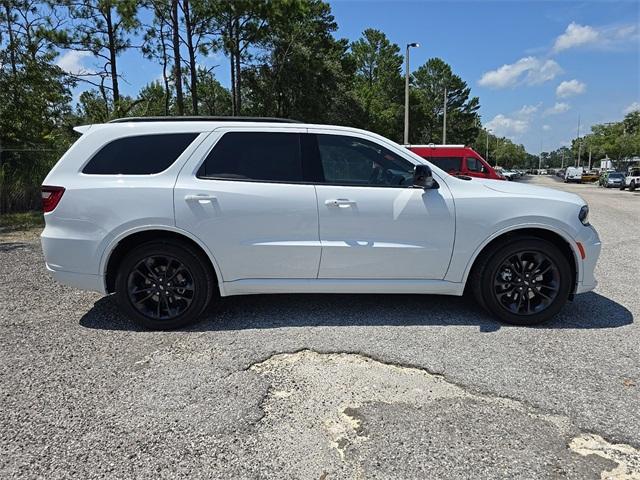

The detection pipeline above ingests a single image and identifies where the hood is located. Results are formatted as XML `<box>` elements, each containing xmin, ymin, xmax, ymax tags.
<box><xmin>479</xmin><ymin>178</ymin><xmax>585</xmax><ymax>205</ymax></box>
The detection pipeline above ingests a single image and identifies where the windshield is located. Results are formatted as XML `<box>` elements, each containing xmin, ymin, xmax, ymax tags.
<box><xmin>609</xmin><ymin>173</ymin><xmax>623</xmax><ymax>178</ymax></box>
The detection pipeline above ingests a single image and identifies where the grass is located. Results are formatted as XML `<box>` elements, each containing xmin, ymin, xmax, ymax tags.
<box><xmin>0</xmin><ymin>211</ymin><xmax>44</xmax><ymax>231</ymax></box>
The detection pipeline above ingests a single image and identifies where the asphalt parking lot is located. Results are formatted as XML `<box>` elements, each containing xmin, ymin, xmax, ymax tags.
<box><xmin>1</xmin><ymin>175</ymin><xmax>639</xmax><ymax>479</ymax></box>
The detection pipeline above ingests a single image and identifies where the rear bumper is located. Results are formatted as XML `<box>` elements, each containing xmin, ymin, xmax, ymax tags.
<box><xmin>45</xmin><ymin>263</ymin><xmax>106</xmax><ymax>294</ymax></box>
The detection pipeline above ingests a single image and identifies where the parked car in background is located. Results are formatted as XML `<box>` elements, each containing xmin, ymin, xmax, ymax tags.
<box><xmin>565</xmin><ymin>166</ymin><xmax>584</xmax><ymax>183</ymax></box>
<box><xmin>406</xmin><ymin>144</ymin><xmax>505</xmax><ymax>180</ymax></box>
<box><xmin>538</xmin><ymin>169</ymin><xmax>548</xmax><ymax>175</ymax></box>
<box><xmin>497</xmin><ymin>169</ymin><xmax>518</xmax><ymax>181</ymax></box>
<box><xmin>621</xmin><ymin>167</ymin><xmax>640</xmax><ymax>191</ymax></box>
<box><xmin>581</xmin><ymin>171</ymin><xmax>600</xmax><ymax>183</ymax></box>
<box><xmin>556</xmin><ymin>169</ymin><xmax>566</xmax><ymax>178</ymax></box>
<box><xmin>599</xmin><ymin>171</ymin><xmax>625</xmax><ymax>188</ymax></box>
<box><xmin>41</xmin><ymin>117</ymin><xmax>600</xmax><ymax>329</ymax></box>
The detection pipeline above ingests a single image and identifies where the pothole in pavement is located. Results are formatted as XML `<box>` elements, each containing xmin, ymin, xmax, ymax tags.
<box><xmin>250</xmin><ymin>349</ymin><xmax>639</xmax><ymax>479</ymax></box>
<box><xmin>569</xmin><ymin>434</ymin><xmax>640</xmax><ymax>480</ymax></box>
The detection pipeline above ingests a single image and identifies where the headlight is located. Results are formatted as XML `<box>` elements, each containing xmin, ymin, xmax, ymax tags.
<box><xmin>579</xmin><ymin>205</ymin><xmax>589</xmax><ymax>226</ymax></box>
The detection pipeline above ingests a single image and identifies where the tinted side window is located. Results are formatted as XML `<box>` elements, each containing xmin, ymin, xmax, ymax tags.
<box><xmin>317</xmin><ymin>134</ymin><xmax>414</xmax><ymax>187</ymax></box>
<box><xmin>428</xmin><ymin>156</ymin><xmax>462</xmax><ymax>173</ymax></box>
<box><xmin>200</xmin><ymin>132</ymin><xmax>303</xmax><ymax>182</ymax></box>
<box><xmin>83</xmin><ymin>133</ymin><xmax>198</xmax><ymax>174</ymax></box>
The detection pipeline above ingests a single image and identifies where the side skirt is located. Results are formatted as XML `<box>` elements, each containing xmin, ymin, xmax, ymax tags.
<box><xmin>220</xmin><ymin>278</ymin><xmax>465</xmax><ymax>297</ymax></box>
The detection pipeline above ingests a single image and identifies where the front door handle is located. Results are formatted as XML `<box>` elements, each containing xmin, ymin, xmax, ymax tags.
<box><xmin>185</xmin><ymin>194</ymin><xmax>217</xmax><ymax>202</ymax></box>
<box><xmin>325</xmin><ymin>198</ymin><xmax>357</xmax><ymax>208</ymax></box>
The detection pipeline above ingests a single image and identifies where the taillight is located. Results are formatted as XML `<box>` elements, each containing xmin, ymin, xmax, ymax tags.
<box><xmin>41</xmin><ymin>186</ymin><xmax>65</xmax><ymax>213</ymax></box>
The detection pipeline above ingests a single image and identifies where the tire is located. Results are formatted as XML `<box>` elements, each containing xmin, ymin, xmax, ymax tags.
<box><xmin>471</xmin><ymin>237</ymin><xmax>572</xmax><ymax>326</ymax></box>
<box><xmin>114</xmin><ymin>239</ymin><xmax>216</xmax><ymax>330</ymax></box>
<box><xmin>620</xmin><ymin>184</ymin><xmax>626</xmax><ymax>190</ymax></box>
<box><xmin>630</xmin><ymin>181</ymin><xmax>636</xmax><ymax>192</ymax></box>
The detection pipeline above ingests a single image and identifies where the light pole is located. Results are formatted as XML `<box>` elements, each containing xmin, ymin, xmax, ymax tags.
<box><xmin>485</xmin><ymin>128</ymin><xmax>492</xmax><ymax>164</ymax></box>
<box><xmin>442</xmin><ymin>87</ymin><xmax>447</xmax><ymax>144</ymax></box>
<box><xmin>404</xmin><ymin>42</ymin><xmax>420</xmax><ymax>145</ymax></box>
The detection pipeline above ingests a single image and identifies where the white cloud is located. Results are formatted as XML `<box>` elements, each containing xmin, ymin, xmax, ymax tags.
<box><xmin>56</xmin><ymin>50</ymin><xmax>92</xmax><ymax>75</ymax></box>
<box><xmin>486</xmin><ymin>114</ymin><xmax>529</xmax><ymax>137</ymax></box>
<box><xmin>479</xmin><ymin>56</ymin><xmax>562</xmax><ymax>89</ymax></box>
<box><xmin>544</xmin><ymin>102</ymin><xmax>571</xmax><ymax>115</ymax></box>
<box><xmin>518</xmin><ymin>104</ymin><xmax>539</xmax><ymax>116</ymax></box>
<box><xmin>552</xmin><ymin>22</ymin><xmax>638</xmax><ymax>52</ymax></box>
<box><xmin>553</xmin><ymin>23</ymin><xmax>600</xmax><ymax>52</ymax></box>
<box><xmin>556</xmin><ymin>79</ymin><xmax>586</xmax><ymax>98</ymax></box>
<box><xmin>623</xmin><ymin>101</ymin><xmax>640</xmax><ymax>114</ymax></box>
<box><xmin>542</xmin><ymin>124</ymin><xmax>551</xmax><ymax>131</ymax></box>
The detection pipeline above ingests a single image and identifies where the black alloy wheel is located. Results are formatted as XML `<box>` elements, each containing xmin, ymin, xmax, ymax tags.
<box><xmin>127</xmin><ymin>255</ymin><xmax>195</xmax><ymax>321</ymax></box>
<box><xmin>492</xmin><ymin>251</ymin><xmax>560</xmax><ymax>316</ymax></box>
<box><xmin>115</xmin><ymin>240</ymin><xmax>215</xmax><ymax>329</ymax></box>
<box><xmin>472</xmin><ymin>237</ymin><xmax>572</xmax><ymax>325</ymax></box>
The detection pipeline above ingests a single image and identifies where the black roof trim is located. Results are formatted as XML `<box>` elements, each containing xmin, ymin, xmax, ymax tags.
<box><xmin>108</xmin><ymin>116</ymin><xmax>301</xmax><ymax>124</ymax></box>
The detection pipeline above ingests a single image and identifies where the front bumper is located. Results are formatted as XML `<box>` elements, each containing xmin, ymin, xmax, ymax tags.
<box><xmin>575</xmin><ymin>225</ymin><xmax>601</xmax><ymax>294</ymax></box>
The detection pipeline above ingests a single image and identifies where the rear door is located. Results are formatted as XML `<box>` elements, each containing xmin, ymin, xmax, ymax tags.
<box><xmin>174</xmin><ymin>128</ymin><xmax>321</xmax><ymax>281</ymax></box>
<box><xmin>311</xmin><ymin>130</ymin><xmax>456</xmax><ymax>279</ymax></box>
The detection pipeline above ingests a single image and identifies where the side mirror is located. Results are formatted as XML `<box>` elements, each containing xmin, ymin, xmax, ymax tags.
<box><xmin>413</xmin><ymin>164</ymin><xmax>436</xmax><ymax>189</ymax></box>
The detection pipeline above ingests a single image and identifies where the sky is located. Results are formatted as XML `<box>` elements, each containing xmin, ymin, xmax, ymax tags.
<box><xmin>56</xmin><ymin>0</ymin><xmax>640</xmax><ymax>154</ymax></box>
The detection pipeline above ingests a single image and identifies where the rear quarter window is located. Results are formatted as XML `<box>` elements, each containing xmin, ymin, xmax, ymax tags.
<box><xmin>82</xmin><ymin>133</ymin><xmax>198</xmax><ymax>174</ymax></box>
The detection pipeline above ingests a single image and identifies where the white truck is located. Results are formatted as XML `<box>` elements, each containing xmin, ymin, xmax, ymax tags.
<box><xmin>565</xmin><ymin>166</ymin><xmax>584</xmax><ymax>183</ymax></box>
<box><xmin>620</xmin><ymin>167</ymin><xmax>640</xmax><ymax>191</ymax></box>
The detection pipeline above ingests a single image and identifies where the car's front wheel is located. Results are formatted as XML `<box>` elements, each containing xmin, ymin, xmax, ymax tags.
<box><xmin>114</xmin><ymin>240</ymin><xmax>215</xmax><ymax>330</ymax></box>
<box><xmin>472</xmin><ymin>237</ymin><xmax>572</xmax><ymax>325</ymax></box>
<box><xmin>630</xmin><ymin>181</ymin><xmax>636</xmax><ymax>192</ymax></box>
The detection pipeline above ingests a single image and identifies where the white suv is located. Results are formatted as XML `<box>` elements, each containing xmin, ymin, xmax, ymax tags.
<box><xmin>41</xmin><ymin>118</ymin><xmax>601</xmax><ymax>329</ymax></box>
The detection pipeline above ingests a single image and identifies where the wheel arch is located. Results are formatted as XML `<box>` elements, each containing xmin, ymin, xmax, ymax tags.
<box><xmin>102</xmin><ymin>226</ymin><xmax>224</xmax><ymax>295</ymax></box>
<box><xmin>463</xmin><ymin>226</ymin><xmax>580</xmax><ymax>296</ymax></box>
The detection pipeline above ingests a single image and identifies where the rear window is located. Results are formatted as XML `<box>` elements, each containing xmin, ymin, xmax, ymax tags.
<box><xmin>198</xmin><ymin>132</ymin><xmax>303</xmax><ymax>182</ymax></box>
<box><xmin>427</xmin><ymin>156</ymin><xmax>462</xmax><ymax>173</ymax></box>
<box><xmin>83</xmin><ymin>133</ymin><xmax>198</xmax><ymax>174</ymax></box>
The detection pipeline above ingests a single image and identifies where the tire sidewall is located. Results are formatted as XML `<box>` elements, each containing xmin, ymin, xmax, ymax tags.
<box><xmin>114</xmin><ymin>241</ymin><xmax>213</xmax><ymax>330</ymax></box>
<box><xmin>479</xmin><ymin>238</ymin><xmax>572</xmax><ymax>325</ymax></box>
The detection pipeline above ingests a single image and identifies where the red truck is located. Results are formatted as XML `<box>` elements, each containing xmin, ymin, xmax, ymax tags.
<box><xmin>406</xmin><ymin>144</ymin><xmax>505</xmax><ymax>180</ymax></box>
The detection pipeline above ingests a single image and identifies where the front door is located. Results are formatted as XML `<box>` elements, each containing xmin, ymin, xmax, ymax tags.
<box><xmin>174</xmin><ymin>128</ymin><xmax>321</xmax><ymax>281</ymax></box>
<box><xmin>311</xmin><ymin>131</ymin><xmax>456</xmax><ymax>279</ymax></box>
<box><xmin>465</xmin><ymin>157</ymin><xmax>489</xmax><ymax>178</ymax></box>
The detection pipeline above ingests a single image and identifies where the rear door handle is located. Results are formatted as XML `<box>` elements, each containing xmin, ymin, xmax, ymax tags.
<box><xmin>325</xmin><ymin>198</ymin><xmax>357</xmax><ymax>207</ymax></box>
<box><xmin>185</xmin><ymin>194</ymin><xmax>217</xmax><ymax>202</ymax></box>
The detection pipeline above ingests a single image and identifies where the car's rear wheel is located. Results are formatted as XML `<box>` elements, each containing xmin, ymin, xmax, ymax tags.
<box><xmin>472</xmin><ymin>237</ymin><xmax>572</xmax><ymax>325</ymax></box>
<box><xmin>114</xmin><ymin>240</ymin><xmax>215</xmax><ymax>330</ymax></box>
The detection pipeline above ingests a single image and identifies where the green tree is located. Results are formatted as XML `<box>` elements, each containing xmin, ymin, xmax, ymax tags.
<box><xmin>206</xmin><ymin>0</ymin><xmax>271</xmax><ymax>115</ymax></box>
<box><xmin>244</xmin><ymin>0</ymin><xmax>357</xmax><ymax>124</ymax></box>
<box><xmin>194</xmin><ymin>69</ymin><xmax>232</xmax><ymax>116</ymax></box>
<box><xmin>349</xmin><ymin>28</ymin><xmax>403</xmax><ymax>140</ymax></box>
<box><xmin>411</xmin><ymin>58</ymin><xmax>480</xmax><ymax>145</ymax></box>
<box><xmin>56</xmin><ymin>0</ymin><xmax>139</xmax><ymax>113</ymax></box>
<box><xmin>0</xmin><ymin>1</ymin><xmax>73</xmax><ymax>212</ymax></box>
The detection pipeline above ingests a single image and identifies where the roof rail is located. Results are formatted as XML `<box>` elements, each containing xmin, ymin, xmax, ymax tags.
<box><xmin>404</xmin><ymin>144</ymin><xmax>466</xmax><ymax>148</ymax></box>
<box><xmin>108</xmin><ymin>116</ymin><xmax>302</xmax><ymax>124</ymax></box>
